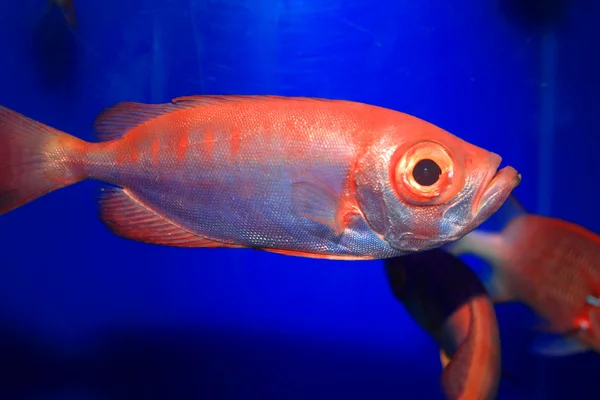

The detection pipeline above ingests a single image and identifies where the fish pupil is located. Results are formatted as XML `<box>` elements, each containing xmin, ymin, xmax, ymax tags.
<box><xmin>412</xmin><ymin>159</ymin><xmax>441</xmax><ymax>186</ymax></box>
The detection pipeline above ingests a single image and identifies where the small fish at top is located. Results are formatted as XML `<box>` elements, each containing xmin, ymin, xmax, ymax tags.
<box><xmin>0</xmin><ymin>95</ymin><xmax>520</xmax><ymax>260</ymax></box>
<box><xmin>49</xmin><ymin>0</ymin><xmax>77</xmax><ymax>28</ymax></box>
<box><xmin>385</xmin><ymin>249</ymin><xmax>501</xmax><ymax>400</ymax></box>
<box><xmin>447</xmin><ymin>195</ymin><xmax>600</xmax><ymax>357</ymax></box>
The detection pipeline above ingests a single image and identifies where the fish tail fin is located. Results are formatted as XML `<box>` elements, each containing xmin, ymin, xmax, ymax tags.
<box><xmin>0</xmin><ymin>106</ymin><xmax>88</xmax><ymax>215</ymax></box>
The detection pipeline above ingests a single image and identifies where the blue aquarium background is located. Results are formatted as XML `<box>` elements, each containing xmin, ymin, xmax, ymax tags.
<box><xmin>1</xmin><ymin>0</ymin><xmax>599</xmax><ymax>399</ymax></box>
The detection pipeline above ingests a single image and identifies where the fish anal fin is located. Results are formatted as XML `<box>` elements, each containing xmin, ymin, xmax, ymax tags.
<box><xmin>263</xmin><ymin>248</ymin><xmax>371</xmax><ymax>261</ymax></box>
<box><xmin>99</xmin><ymin>187</ymin><xmax>237</xmax><ymax>248</ymax></box>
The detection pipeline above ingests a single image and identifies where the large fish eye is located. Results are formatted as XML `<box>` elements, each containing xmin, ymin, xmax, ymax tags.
<box><xmin>412</xmin><ymin>159</ymin><xmax>442</xmax><ymax>187</ymax></box>
<box><xmin>393</xmin><ymin>141</ymin><xmax>455</xmax><ymax>205</ymax></box>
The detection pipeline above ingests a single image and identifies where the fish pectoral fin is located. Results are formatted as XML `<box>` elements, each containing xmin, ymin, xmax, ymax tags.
<box><xmin>530</xmin><ymin>333</ymin><xmax>589</xmax><ymax>357</ymax></box>
<box><xmin>98</xmin><ymin>186</ymin><xmax>237</xmax><ymax>248</ymax></box>
<box><xmin>291</xmin><ymin>172</ymin><xmax>355</xmax><ymax>236</ymax></box>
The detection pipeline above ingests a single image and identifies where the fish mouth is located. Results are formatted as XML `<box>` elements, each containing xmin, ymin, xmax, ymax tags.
<box><xmin>476</xmin><ymin>165</ymin><xmax>521</xmax><ymax>216</ymax></box>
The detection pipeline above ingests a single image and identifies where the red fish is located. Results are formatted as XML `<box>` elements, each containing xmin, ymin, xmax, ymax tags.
<box><xmin>49</xmin><ymin>0</ymin><xmax>77</xmax><ymax>28</ymax></box>
<box><xmin>448</xmin><ymin>196</ymin><xmax>600</xmax><ymax>356</ymax></box>
<box><xmin>386</xmin><ymin>249</ymin><xmax>501</xmax><ymax>400</ymax></box>
<box><xmin>0</xmin><ymin>96</ymin><xmax>520</xmax><ymax>260</ymax></box>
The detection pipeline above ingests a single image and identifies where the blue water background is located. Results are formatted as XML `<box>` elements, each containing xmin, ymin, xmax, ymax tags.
<box><xmin>0</xmin><ymin>1</ymin><xmax>599</xmax><ymax>399</ymax></box>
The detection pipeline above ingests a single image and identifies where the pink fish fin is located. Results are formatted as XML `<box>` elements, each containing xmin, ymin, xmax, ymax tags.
<box><xmin>263</xmin><ymin>248</ymin><xmax>372</xmax><ymax>261</ymax></box>
<box><xmin>0</xmin><ymin>105</ymin><xmax>86</xmax><ymax>215</ymax></box>
<box><xmin>441</xmin><ymin>333</ymin><xmax>502</xmax><ymax>399</ymax></box>
<box><xmin>99</xmin><ymin>186</ymin><xmax>240</xmax><ymax>248</ymax></box>
<box><xmin>171</xmin><ymin>95</ymin><xmax>341</xmax><ymax>106</ymax></box>
<box><xmin>530</xmin><ymin>333</ymin><xmax>589</xmax><ymax>357</ymax></box>
<box><xmin>439</xmin><ymin>342</ymin><xmax>470</xmax><ymax>400</ymax></box>
<box><xmin>290</xmin><ymin>170</ymin><xmax>357</xmax><ymax>236</ymax></box>
<box><xmin>95</xmin><ymin>95</ymin><xmax>347</xmax><ymax>142</ymax></box>
<box><xmin>94</xmin><ymin>100</ymin><xmax>199</xmax><ymax>142</ymax></box>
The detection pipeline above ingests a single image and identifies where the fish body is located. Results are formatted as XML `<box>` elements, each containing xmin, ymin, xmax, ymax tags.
<box><xmin>449</xmin><ymin>208</ymin><xmax>600</xmax><ymax>355</ymax></box>
<box><xmin>386</xmin><ymin>249</ymin><xmax>501</xmax><ymax>400</ymax></box>
<box><xmin>0</xmin><ymin>95</ymin><xmax>520</xmax><ymax>260</ymax></box>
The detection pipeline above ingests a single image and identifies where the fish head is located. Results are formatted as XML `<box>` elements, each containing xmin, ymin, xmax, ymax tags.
<box><xmin>355</xmin><ymin>119</ymin><xmax>521</xmax><ymax>253</ymax></box>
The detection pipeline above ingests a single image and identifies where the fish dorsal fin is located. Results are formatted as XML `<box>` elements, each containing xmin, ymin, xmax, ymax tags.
<box><xmin>171</xmin><ymin>94</ymin><xmax>336</xmax><ymax>106</ymax></box>
<box><xmin>98</xmin><ymin>186</ymin><xmax>242</xmax><ymax>248</ymax></box>
<box><xmin>94</xmin><ymin>100</ymin><xmax>195</xmax><ymax>142</ymax></box>
<box><xmin>94</xmin><ymin>95</ymin><xmax>339</xmax><ymax>142</ymax></box>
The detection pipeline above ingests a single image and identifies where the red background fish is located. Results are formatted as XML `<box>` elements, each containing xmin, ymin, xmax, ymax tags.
<box><xmin>449</xmin><ymin>206</ymin><xmax>600</xmax><ymax>356</ymax></box>
<box><xmin>386</xmin><ymin>249</ymin><xmax>501</xmax><ymax>400</ymax></box>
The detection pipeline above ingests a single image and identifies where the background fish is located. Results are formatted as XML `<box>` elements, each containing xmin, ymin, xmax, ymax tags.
<box><xmin>385</xmin><ymin>249</ymin><xmax>501</xmax><ymax>400</ymax></box>
<box><xmin>0</xmin><ymin>95</ymin><xmax>520</xmax><ymax>260</ymax></box>
<box><xmin>447</xmin><ymin>196</ymin><xmax>600</xmax><ymax>356</ymax></box>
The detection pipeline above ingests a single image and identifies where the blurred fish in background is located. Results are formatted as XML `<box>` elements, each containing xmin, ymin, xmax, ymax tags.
<box><xmin>448</xmin><ymin>196</ymin><xmax>600</xmax><ymax>357</ymax></box>
<box><xmin>385</xmin><ymin>249</ymin><xmax>501</xmax><ymax>400</ymax></box>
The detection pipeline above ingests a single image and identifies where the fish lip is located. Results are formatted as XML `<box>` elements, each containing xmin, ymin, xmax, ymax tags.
<box><xmin>476</xmin><ymin>166</ymin><xmax>521</xmax><ymax>215</ymax></box>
